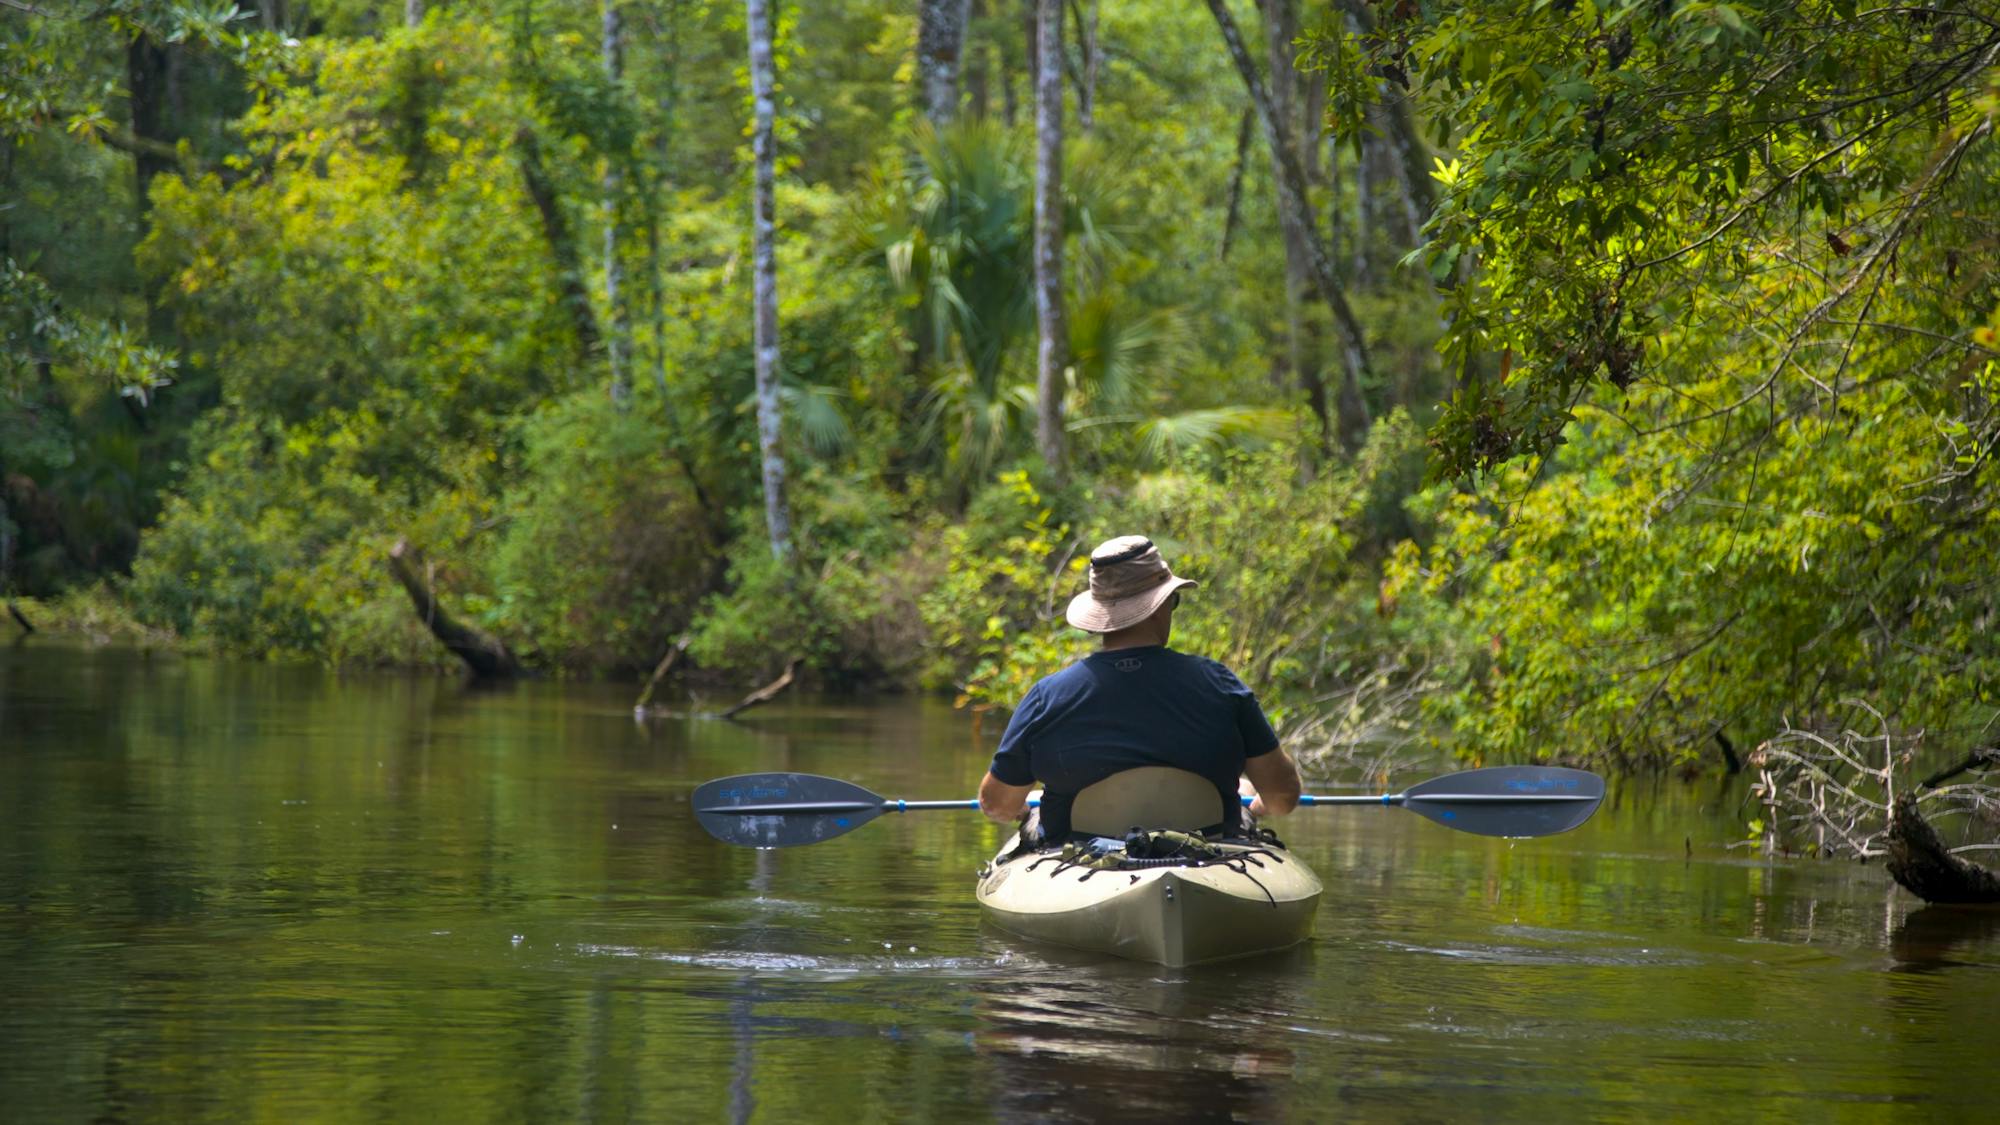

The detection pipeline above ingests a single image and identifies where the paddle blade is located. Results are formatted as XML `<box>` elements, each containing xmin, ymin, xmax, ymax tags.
<box><xmin>1402</xmin><ymin>766</ymin><xmax>1605</xmax><ymax>838</ymax></box>
<box><xmin>692</xmin><ymin>772</ymin><xmax>886</xmax><ymax>848</ymax></box>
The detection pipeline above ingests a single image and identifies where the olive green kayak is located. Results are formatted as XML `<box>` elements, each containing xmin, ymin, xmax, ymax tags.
<box><xmin>972</xmin><ymin>766</ymin><xmax>1322</xmax><ymax>967</ymax></box>
<box><xmin>975</xmin><ymin>834</ymin><xmax>1323</xmax><ymax>967</ymax></box>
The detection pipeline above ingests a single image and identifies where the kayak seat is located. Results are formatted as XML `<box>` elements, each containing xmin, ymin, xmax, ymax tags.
<box><xmin>1069</xmin><ymin>767</ymin><xmax>1226</xmax><ymax>838</ymax></box>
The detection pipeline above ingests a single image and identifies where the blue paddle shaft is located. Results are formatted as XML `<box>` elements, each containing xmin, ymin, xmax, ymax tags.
<box><xmin>1295</xmin><ymin>793</ymin><xmax>1599</xmax><ymax>806</ymax></box>
<box><xmin>871</xmin><ymin>793</ymin><xmax>1602</xmax><ymax>811</ymax></box>
<box><xmin>692</xmin><ymin>764</ymin><xmax>1606</xmax><ymax>846</ymax></box>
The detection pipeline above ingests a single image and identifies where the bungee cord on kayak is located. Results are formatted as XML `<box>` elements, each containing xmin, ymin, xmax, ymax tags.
<box><xmin>1013</xmin><ymin>828</ymin><xmax>1292</xmax><ymax>908</ymax></box>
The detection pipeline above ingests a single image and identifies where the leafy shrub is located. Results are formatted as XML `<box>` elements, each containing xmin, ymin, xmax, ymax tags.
<box><xmin>490</xmin><ymin>393</ymin><xmax>717</xmax><ymax>671</ymax></box>
<box><xmin>684</xmin><ymin>468</ymin><xmax>932</xmax><ymax>690</ymax></box>
<box><xmin>917</xmin><ymin>469</ymin><xmax>1088</xmax><ymax>703</ymax></box>
<box><xmin>126</xmin><ymin>412</ymin><xmax>490</xmax><ymax>667</ymax></box>
<box><xmin>684</xmin><ymin>546</ymin><xmax>814</xmax><ymax>682</ymax></box>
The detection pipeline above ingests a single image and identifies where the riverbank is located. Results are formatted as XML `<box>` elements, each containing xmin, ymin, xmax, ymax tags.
<box><xmin>8</xmin><ymin>584</ymin><xmax>176</xmax><ymax>651</ymax></box>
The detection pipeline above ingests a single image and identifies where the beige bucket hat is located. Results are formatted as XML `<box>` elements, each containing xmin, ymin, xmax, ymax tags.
<box><xmin>1065</xmin><ymin>535</ymin><xmax>1198</xmax><ymax>633</ymax></box>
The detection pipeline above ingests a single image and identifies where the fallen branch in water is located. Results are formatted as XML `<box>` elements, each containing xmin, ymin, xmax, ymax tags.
<box><xmin>718</xmin><ymin>658</ymin><xmax>799</xmax><ymax>720</ymax></box>
<box><xmin>634</xmin><ymin>634</ymin><xmax>692</xmax><ymax>714</ymax></box>
<box><xmin>385</xmin><ymin>538</ymin><xmax>519</xmax><ymax>679</ymax></box>
<box><xmin>1745</xmin><ymin>703</ymin><xmax>2000</xmax><ymax>902</ymax></box>
<box><xmin>5</xmin><ymin>600</ymin><xmax>31</xmax><ymax>633</ymax></box>
<box><xmin>1923</xmin><ymin>747</ymin><xmax>2000</xmax><ymax>789</ymax></box>
<box><xmin>1886</xmin><ymin>795</ymin><xmax>2000</xmax><ymax>904</ymax></box>
<box><xmin>639</xmin><ymin>658</ymin><xmax>802</xmax><ymax>721</ymax></box>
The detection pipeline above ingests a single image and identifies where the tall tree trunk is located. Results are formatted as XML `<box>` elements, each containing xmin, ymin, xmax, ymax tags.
<box><xmin>646</xmin><ymin>212</ymin><xmax>668</xmax><ymax>398</ymax></box>
<box><xmin>1260</xmin><ymin>0</ymin><xmax>1301</xmax><ymax>149</ymax></box>
<box><xmin>1371</xmin><ymin>98</ymin><xmax>1430</xmax><ymax>245</ymax></box>
<box><xmin>1341</xmin><ymin>9</ymin><xmax>1371</xmax><ymax>288</ymax></box>
<box><xmin>1325</xmin><ymin>132</ymin><xmax>1341</xmax><ymax>266</ymax></box>
<box><xmin>1032</xmin><ymin>0</ymin><xmax>1068</xmax><ymax>481</ymax></box>
<box><xmin>1000</xmin><ymin>47</ymin><xmax>1018</xmax><ymax>126</ymax></box>
<box><xmin>0</xmin><ymin>495</ymin><xmax>13</xmax><ymax>598</ymax></box>
<box><xmin>917</xmin><ymin>0</ymin><xmax>973</xmax><ymax>125</ymax></box>
<box><xmin>1207</xmin><ymin>0</ymin><xmax>1371</xmax><ymax>452</ymax></box>
<box><xmin>516</xmin><ymin>126</ymin><xmax>604</xmax><ymax>360</ymax></box>
<box><xmin>1069</xmin><ymin>0</ymin><xmax>1098</xmax><ymax>133</ymax></box>
<box><xmin>1336</xmin><ymin>0</ymin><xmax>1435</xmax><ymax>233</ymax></box>
<box><xmin>125</xmin><ymin>34</ymin><xmax>173</xmax><ymax>214</ymax></box>
<box><xmin>2</xmin><ymin>141</ymin><xmax>12</xmax><ymax>259</ymax></box>
<box><xmin>653</xmin><ymin>1</ymin><xmax>683</xmax><ymax>396</ymax></box>
<box><xmin>405</xmin><ymin>0</ymin><xmax>423</xmax><ymax>27</ymax></box>
<box><xmin>1258</xmin><ymin>0</ymin><xmax>1329</xmax><ymax>454</ymax></box>
<box><xmin>126</xmin><ymin>32</ymin><xmax>179</xmax><ymax>349</ymax></box>
<box><xmin>745</xmin><ymin>0</ymin><xmax>794</xmax><ymax>559</ymax></box>
<box><xmin>1022</xmin><ymin>0</ymin><xmax>1039</xmax><ymax>89</ymax></box>
<box><xmin>1219</xmin><ymin>105</ymin><xmax>1253</xmax><ymax>260</ymax></box>
<box><xmin>603</xmin><ymin>0</ymin><xmax>632</xmax><ymax>406</ymax></box>
<box><xmin>965</xmin><ymin>0</ymin><xmax>991</xmax><ymax>119</ymax></box>
<box><xmin>1352</xmin><ymin>129</ymin><xmax>1372</xmax><ymax>287</ymax></box>
<box><xmin>1301</xmin><ymin>58</ymin><xmax>1325</xmax><ymax>183</ymax></box>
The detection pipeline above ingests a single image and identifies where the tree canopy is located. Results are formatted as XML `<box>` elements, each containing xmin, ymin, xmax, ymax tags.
<box><xmin>4</xmin><ymin>0</ymin><xmax>1997</xmax><ymax>790</ymax></box>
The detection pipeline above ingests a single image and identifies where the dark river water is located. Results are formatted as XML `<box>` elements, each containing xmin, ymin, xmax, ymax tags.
<box><xmin>3</xmin><ymin>642</ymin><xmax>1996</xmax><ymax>1122</ymax></box>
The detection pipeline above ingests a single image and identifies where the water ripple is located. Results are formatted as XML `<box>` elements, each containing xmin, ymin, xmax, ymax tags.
<box><xmin>569</xmin><ymin>942</ymin><xmax>1001</xmax><ymax>977</ymax></box>
<box><xmin>1380</xmin><ymin>939</ymin><xmax>1703</xmax><ymax>968</ymax></box>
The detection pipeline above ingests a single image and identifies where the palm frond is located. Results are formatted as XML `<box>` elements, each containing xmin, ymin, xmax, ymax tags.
<box><xmin>737</xmin><ymin>383</ymin><xmax>852</xmax><ymax>460</ymax></box>
<box><xmin>1069</xmin><ymin>296</ymin><xmax>1192</xmax><ymax>408</ymax></box>
<box><xmin>839</xmin><ymin>116</ymin><xmax>1149</xmax><ymax>480</ymax></box>
<box><xmin>1135</xmin><ymin>406</ymin><xmax>1295</xmax><ymax>464</ymax></box>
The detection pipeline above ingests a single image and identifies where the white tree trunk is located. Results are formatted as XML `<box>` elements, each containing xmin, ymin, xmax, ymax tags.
<box><xmin>1032</xmin><ymin>0</ymin><xmax>1068</xmax><ymax>480</ymax></box>
<box><xmin>405</xmin><ymin>0</ymin><xmax>422</xmax><ymax>28</ymax></box>
<box><xmin>917</xmin><ymin>0</ymin><xmax>973</xmax><ymax>125</ymax></box>
<box><xmin>745</xmin><ymin>0</ymin><xmax>793</xmax><ymax>559</ymax></box>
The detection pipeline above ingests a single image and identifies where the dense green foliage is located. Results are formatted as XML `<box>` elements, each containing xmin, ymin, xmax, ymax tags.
<box><xmin>1314</xmin><ymin>0</ymin><xmax>2000</xmax><ymax>763</ymax></box>
<box><xmin>7</xmin><ymin>0</ymin><xmax>1997</xmax><ymax>774</ymax></box>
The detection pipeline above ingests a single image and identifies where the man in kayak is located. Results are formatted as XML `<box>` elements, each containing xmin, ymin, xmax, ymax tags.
<box><xmin>977</xmin><ymin>534</ymin><xmax>1303</xmax><ymax>843</ymax></box>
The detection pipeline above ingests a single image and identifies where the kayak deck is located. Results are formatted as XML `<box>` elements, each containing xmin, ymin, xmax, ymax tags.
<box><xmin>975</xmin><ymin>836</ymin><xmax>1322</xmax><ymax>967</ymax></box>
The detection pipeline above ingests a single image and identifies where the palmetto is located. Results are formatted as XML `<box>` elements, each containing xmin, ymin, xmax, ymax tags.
<box><xmin>848</xmin><ymin>119</ymin><xmax>1281</xmax><ymax>487</ymax></box>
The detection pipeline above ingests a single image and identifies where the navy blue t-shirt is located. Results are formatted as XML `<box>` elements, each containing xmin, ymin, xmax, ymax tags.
<box><xmin>988</xmin><ymin>645</ymin><xmax>1281</xmax><ymax>839</ymax></box>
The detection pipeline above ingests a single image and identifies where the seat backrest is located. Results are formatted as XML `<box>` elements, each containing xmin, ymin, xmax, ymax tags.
<box><xmin>1069</xmin><ymin>767</ymin><xmax>1226</xmax><ymax>837</ymax></box>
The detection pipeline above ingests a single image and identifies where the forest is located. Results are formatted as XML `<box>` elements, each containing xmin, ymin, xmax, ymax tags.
<box><xmin>5</xmin><ymin>0</ymin><xmax>1999</xmax><ymax>851</ymax></box>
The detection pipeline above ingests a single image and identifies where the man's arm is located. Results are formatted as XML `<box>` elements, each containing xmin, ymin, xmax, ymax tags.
<box><xmin>1242</xmin><ymin>749</ymin><xmax>1303</xmax><ymax>817</ymax></box>
<box><xmin>979</xmin><ymin>771</ymin><xmax>1035</xmax><ymax>826</ymax></box>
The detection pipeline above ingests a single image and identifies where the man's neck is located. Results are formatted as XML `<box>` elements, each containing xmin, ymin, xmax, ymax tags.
<box><xmin>1100</xmin><ymin>627</ymin><xmax>1167</xmax><ymax>652</ymax></box>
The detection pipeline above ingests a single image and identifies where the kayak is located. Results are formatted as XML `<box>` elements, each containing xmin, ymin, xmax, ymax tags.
<box><xmin>973</xmin><ymin>767</ymin><xmax>1323</xmax><ymax>967</ymax></box>
<box><xmin>975</xmin><ymin>834</ymin><xmax>1322</xmax><ymax>967</ymax></box>
<box><xmin>691</xmin><ymin>765</ymin><xmax>1603</xmax><ymax>965</ymax></box>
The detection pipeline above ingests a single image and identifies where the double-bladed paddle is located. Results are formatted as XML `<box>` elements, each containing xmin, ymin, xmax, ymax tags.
<box><xmin>691</xmin><ymin>765</ymin><xmax>1604</xmax><ymax>849</ymax></box>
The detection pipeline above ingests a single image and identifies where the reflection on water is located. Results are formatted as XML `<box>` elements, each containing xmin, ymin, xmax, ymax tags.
<box><xmin>1890</xmin><ymin>904</ymin><xmax>2000</xmax><ymax>972</ymax></box>
<box><xmin>971</xmin><ymin>950</ymin><xmax>1306</xmax><ymax>1124</ymax></box>
<box><xmin>3</xmin><ymin>642</ymin><xmax>1999</xmax><ymax>1122</ymax></box>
